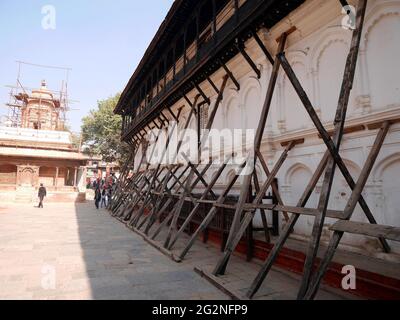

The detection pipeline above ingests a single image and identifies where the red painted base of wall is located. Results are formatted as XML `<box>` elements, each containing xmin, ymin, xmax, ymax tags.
<box><xmin>203</xmin><ymin>228</ymin><xmax>400</xmax><ymax>300</ymax></box>
<box><xmin>142</xmin><ymin>211</ymin><xmax>400</xmax><ymax>299</ymax></box>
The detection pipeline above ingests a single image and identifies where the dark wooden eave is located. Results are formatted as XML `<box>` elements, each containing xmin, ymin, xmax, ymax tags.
<box><xmin>115</xmin><ymin>0</ymin><xmax>200</xmax><ymax>114</ymax></box>
<box><xmin>115</xmin><ymin>0</ymin><xmax>306</xmax><ymax>141</ymax></box>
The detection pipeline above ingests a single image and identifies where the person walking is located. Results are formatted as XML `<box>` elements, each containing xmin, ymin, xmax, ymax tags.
<box><xmin>100</xmin><ymin>188</ymin><xmax>107</xmax><ymax>208</ymax></box>
<box><xmin>107</xmin><ymin>187</ymin><xmax>112</xmax><ymax>208</ymax></box>
<box><xmin>38</xmin><ymin>184</ymin><xmax>47</xmax><ymax>208</ymax></box>
<box><xmin>94</xmin><ymin>187</ymin><xmax>101</xmax><ymax>210</ymax></box>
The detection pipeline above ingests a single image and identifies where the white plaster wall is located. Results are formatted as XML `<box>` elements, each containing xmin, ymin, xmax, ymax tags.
<box><xmin>0</xmin><ymin>126</ymin><xmax>72</xmax><ymax>144</ymax></box>
<box><xmin>133</xmin><ymin>0</ymin><xmax>400</xmax><ymax>257</ymax></box>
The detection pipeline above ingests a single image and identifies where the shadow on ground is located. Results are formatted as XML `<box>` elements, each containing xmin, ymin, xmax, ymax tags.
<box><xmin>74</xmin><ymin>201</ymin><xmax>227</xmax><ymax>300</ymax></box>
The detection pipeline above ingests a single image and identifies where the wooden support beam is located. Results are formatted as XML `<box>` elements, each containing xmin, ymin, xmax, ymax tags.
<box><xmin>213</xmin><ymin>33</ymin><xmax>288</xmax><ymax>276</ymax></box>
<box><xmin>296</xmin><ymin>0</ymin><xmax>376</xmax><ymax>299</ymax></box>
<box><xmin>109</xmin><ymin>0</ymin><xmax>397</xmax><ymax>303</ymax></box>
<box><xmin>256</xmin><ymin>150</ymin><xmax>289</xmax><ymax>221</ymax></box>
<box><xmin>213</xmin><ymin>203</ymin><xmax>236</xmax><ymax>210</ymax></box>
<box><xmin>213</xmin><ymin>141</ymin><xmax>293</xmax><ymax>276</ymax></box>
<box><xmin>207</xmin><ymin>76</ymin><xmax>219</xmax><ymax>95</ymax></box>
<box><xmin>252</xmin><ymin>30</ymin><xmax>274</xmax><ymax>65</ymax></box>
<box><xmin>152</xmin><ymin>120</ymin><xmax>161</xmax><ymax>129</ymax></box>
<box><xmin>159</xmin><ymin>112</ymin><xmax>170</xmax><ymax>126</ymax></box>
<box><xmin>164</xmin><ymin>76</ymin><xmax>228</xmax><ymax>248</ymax></box>
<box><xmin>219</xmin><ymin>59</ymin><xmax>240</xmax><ymax>91</ymax></box>
<box><xmin>166</xmin><ymin>106</ymin><xmax>178</xmax><ymax>122</ymax></box>
<box><xmin>178</xmin><ymin>161</ymin><xmax>247</xmax><ymax>260</ymax></box>
<box><xmin>193</xmin><ymin>82</ymin><xmax>211</xmax><ymax>105</ymax></box>
<box><xmin>129</xmin><ymin>117</ymin><xmax>181</xmax><ymax>227</ymax></box>
<box><xmin>146</xmin><ymin>174</ymin><xmax>191</xmax><ymax>235</ymax></box>
<box><xmin>280</xmin><ymin>138</ymin><xmax>304</xmax><ymax>147</ymax></box>
<box><xmin>278</xmin><ymin>51</ymin><xmax>390</xmax><ymax>254</ymax></box>
<box><xmin>303</xmin><ymin>120</ymin><xmax>390</xmax><ymax>300</ymax></box>
<box><xmin>140</xmin><ymin>97</ymin><xmax>200</xmax><ymax>233</ymax></box>
<box><xmin>243</xmin><ymin>204</ymin><xmax>343</xmax><ymax>219</ymax></box>
<box><xmin>167</xmin><ymin>156</ymin><xmax>231</xmax><ymax>250</ymax></box>
<box><xmin>183</xmin><ymin>93</ymin><xmax>194</xmax><ymax>107</ymax></box>
<box><xmin>181</xmin><ymin>155</ymin><xmax>217</xmax><ymax>199</ymax></box>
<box><xmin>152</xmin><ymin>75</ymin><xmax>228</xmax><ymax>240</ymax></box>
<box><xmin>194</xmin><ymin>267</ymin><xmax>244</xmax><ymax>300</ymax></box>
<box><xmin>114</xmin><ymin>137</ymin><xmax>160</xmax><ymax>218</ymax></box>
<box><xmin>330</xmin><ymin>220</ymin><xmax>400</xmax><ymax>242</ymax></box>
<box><xmin>247</xmin><ymin>152</ymin><xmax>330</xmax><ymax>299</ymax></box>
<box><xmin>204</xmin><ymin>75</ymin><xmax>229</xmax><ymax>130</ymax></box>
<box><xmin>237</xmin><ymin>41</ymin><xmax>261</xmax><ymax>78</ymax></box>
<box><xmin>253</xmin><ymin>171</ymin><xmax>271</xmax><ymax>243</ymax></box>
<box><xmin>318</xmin><ymin>124</ymin><xmax>365</xmax><ymax>138</ymax></box>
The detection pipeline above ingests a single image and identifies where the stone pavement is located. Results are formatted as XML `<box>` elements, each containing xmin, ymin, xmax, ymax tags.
<box><xmin>0</xmin><ymin>201</ymin><xmax>228</xmax><ymax>300</ymax></box>
<box><xmin>130</xmin><ymin>214</ymin><xmax>353</xmax><ymax>300</ymax></box>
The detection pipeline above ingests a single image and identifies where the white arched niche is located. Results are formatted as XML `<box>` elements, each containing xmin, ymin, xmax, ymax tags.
<box><xmin>310</xmin><ymin>30</ymin><xmax>350</xmax><ymax>124</ymax></box>
<box><xmin>365</xmin><ymin>10</ymin><xmax>400</xmax><ymax>110</ymax></box>
<box><xmin>241</xmin><ymin>77</ymin><xmax>262</xmax><ymax>130</ymax></box>
<box><xmin>281</xmin><ymin>58</ymin><xmax>310</xmax><ymax>132</ymax></box>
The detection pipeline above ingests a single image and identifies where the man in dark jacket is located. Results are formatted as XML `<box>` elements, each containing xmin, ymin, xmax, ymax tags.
<box><xmin>94</xmin><ymin>187</ymin><xmax>102</xmax><ymax>210</ymax></box>
<box><xmin>38</xmin><ymin>184</ymin><xmax>47</xmax><ymax>208</ymax></box>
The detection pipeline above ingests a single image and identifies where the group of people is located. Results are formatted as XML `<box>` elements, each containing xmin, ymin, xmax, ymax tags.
<box><xmin>93</xmin><ymin>178</ymin><xmax>114</xmax><ymax>210</ymax></box>
<box><xmin>34</xmin><ymin>176</ymin><xmax>117</xmax><ymax>210</ymax></box>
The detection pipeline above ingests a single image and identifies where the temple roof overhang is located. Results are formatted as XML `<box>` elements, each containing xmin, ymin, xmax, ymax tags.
<box><xmin>0</xmin><ymin>126</ymin><xmax>72</xmax><ymax>146</ymax></box>
<box><xmin>0</xmin><ymin>146</ymin><xmax>91</xmax><ymax>162</ymax></box>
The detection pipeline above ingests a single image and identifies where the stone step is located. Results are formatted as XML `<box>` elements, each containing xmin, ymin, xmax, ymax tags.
<box><xmin>15</xmin><ymin>192</ymin><xmax>34</xmax><ymax>203</ymax></box>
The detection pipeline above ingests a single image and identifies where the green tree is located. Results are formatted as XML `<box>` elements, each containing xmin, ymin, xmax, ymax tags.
<box><xmin>71</xmin><ymin>132</ymin><xmax>82</xmax><ymax>150</ymax></box>
<box><xmin>81</xmin><ymin>93</ymin><xmax>129</xmax><ymax>163</ymax></box>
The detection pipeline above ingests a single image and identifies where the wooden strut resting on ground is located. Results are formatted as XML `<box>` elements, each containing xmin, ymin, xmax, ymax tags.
<box><xmin>109</xmin><ymin>0</ymin><xmax>400</xmax><ymax>300</ymax></box>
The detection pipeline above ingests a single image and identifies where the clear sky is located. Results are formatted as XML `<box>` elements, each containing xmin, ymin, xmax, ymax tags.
<box><xmin>0</xmin><ymin>0</ymin><xmax>175</xmax><ymax>132</ymax></box>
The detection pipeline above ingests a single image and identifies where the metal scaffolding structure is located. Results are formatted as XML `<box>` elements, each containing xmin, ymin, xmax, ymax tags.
<box><xmin>2</xmin><ymin>61</ymin><xmax>73</xmax><ymax>130</ymax></box>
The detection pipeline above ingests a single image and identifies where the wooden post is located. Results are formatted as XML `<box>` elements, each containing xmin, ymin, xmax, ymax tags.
<box><xmin>297</xmin><ymin>0</ymin><xmax>368</xmax><ymax>299</ymax></box>
<box><xmin>246</xmin><ymin>183</ymin><xmax>254</xmax><ymax>262</ymax></box>
<box><xmin>55</xmin><ymin>167</ymin><xmax>59</xmax><ymax>190</ymax></box>
<box><xmin>252</xmin><ymin>170</ymin><xmax>270</xmax><ymax>243</ymax></box>
<box><xmin>73</xmin><ymin>167</ymin><xmax>78</xmax><ymax>188</ymax></box>
<box><xmin>271</xmin><ymin>179</ymin><xmax>279</xmax><ymax>236</ymax></box>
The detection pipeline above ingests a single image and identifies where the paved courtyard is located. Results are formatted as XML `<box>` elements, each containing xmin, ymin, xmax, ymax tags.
<box><xmin>0</xmin><ymin>201</ymin><xmax>227</xmax><ymax>300</ymax></box>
